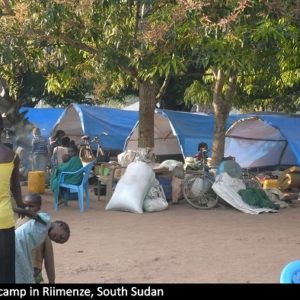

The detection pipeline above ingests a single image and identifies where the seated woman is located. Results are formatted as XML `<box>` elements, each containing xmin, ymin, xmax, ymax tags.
<box><xmin>51</xmin><ymin>136</ymin><xmax>71</xmax><ymax>166</ymax></box>
<box><xmin>50</xmin><ymin>148</ymin><xmax>83</xmax><ymax>201</ymax></box>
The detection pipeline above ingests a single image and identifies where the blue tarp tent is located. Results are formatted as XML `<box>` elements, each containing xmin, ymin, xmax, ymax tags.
<box><xmin>20</xmin><ymin>107</ymin><xmax>65</xmax><ymax>138</ymax></box>
<box><xmin>125</xmin><ymin>109</ymin><xmax>242</xmax><ymax>159</ymax></box>
<box><xmin>159</xmin><ymin>110</ymin><xmax>246</xmax><ymax>157</ymax></box>
<box><xmin>51</xmin><ymin>103</ymin><xmax>139</xmax><ymax>151</ymax></box>
<box><xmin>225</xmin><ymin>114</ymin><xmax>300</xmax><ymax>168</ymax></box>
<box><xmin>160</xmin><ymin>110</ymin><xmax>215</xmax><ymax>157</ymax></box>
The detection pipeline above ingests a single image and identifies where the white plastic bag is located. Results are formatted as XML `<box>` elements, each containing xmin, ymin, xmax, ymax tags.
<box><xmin>143</xmin><ymin>179</ymin><xmax>168</xmax><ymax>212</ymax></box>
<box><xmin>143</xmin><ymin>196</ymin><xmax>168</xmax><ymax>212</ymax></box>
<box><xmin>159</xmin><ymin>160</ymin><xmax>183</xmax><ymax>171</ymax></box>
<box><xmin>190</xmin><ymin>177</ymin><xmax>211</xmax><ymax>196</ymax></box>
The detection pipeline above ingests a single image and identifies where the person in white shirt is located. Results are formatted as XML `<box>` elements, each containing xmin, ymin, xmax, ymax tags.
<box><xmin>14</xmin><ymin>208</ymin><xmax>70</xmax><ymax>283</ymax></box>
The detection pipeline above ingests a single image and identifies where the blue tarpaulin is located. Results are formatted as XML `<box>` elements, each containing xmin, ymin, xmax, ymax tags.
<box><xmin>160</xmin><ymin>110</ymin><xmax>245</xmax><ymax>157</ymax></box>
<box><xmin>52</xmin><ymin>104</ymin><xmax>139</xmax><ymax>151</ymax></box>
<box><xmin>125</xmin><ymin>109</ymin><xmax>242</xmax><ymax>158</ymax></box>
<box><xmin>159</xmin><ymin>110</ymin><xmax>215</xmax><ymax>157</ymax></box>
<box><xmin>20</xmin><ymin>107</ymin><xmax>65</xmax><ymax>138</ymax></box>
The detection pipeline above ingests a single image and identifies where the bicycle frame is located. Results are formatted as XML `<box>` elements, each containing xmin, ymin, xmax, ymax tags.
<box><xmin>78</xmin><ymin>132</ymin><xmax>109</xmax><ymax>164</ymax></box>
<box><xmin>183</xmin><ymin>149</ymin><xmax>218</xmax><ymax>209</ymax></box>
<box><xmin>90</xmin><ymin>132</ymin><xmax>108</xmax><ymax>159</ymax></box>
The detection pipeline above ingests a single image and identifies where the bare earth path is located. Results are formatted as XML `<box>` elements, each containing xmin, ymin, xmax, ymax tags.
<box><xmin>28</xmin><ymin>187</ymin><xmax>300</xmax><ymax>283</ymax></box>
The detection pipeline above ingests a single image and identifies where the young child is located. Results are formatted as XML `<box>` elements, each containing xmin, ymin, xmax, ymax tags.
<box><xmin>15</xmin><ymin>193</ymin><xmax>55</xmax><ymax>283</ymax></box>
<box><xmin>14</xmin><ymin>206</ymin><xmax>70</xmax><ymax>284</ymax></box>
<box><xmin>194</xmin><ymin>142</ymin><xmax>209</xmax><ymax>161</ymax></box>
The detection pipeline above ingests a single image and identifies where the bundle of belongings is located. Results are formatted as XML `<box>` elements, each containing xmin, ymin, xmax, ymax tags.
<box><xmin>237</xmin><ymin>188</ymin><xmax>278</xmax><ymax>210</ymax></box>
<box><xmin>277</xmin><ymin>166</ymin><xmax>300</xmax><ymax>192</ymax></box>
<box><xmin>184</xmin><ymin>157</ymin><xmax>203</xmax><ymax>171</ymax></box>
<box><xmin>212</xmin><ymin>157</ymin><xmax>282</xmax><ymax>214</ymax></box>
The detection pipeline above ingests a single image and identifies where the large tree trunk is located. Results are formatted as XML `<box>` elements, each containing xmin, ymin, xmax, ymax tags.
<box><xmin>138</xmin><ymin>79</ymin><xmax>157</xmax><ymax>149</ymax></box>
<box><xmin>211</xmin><ymin>69</ymin><xmax>237</xmax><ymax>167</ymax></box>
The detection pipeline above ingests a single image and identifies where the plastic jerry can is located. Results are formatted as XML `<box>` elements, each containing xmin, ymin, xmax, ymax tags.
<box><xmin>263</xmin><ymin>179</ymin><xmax>278</xmax><ymax>190</ymax></box>
<box><xmin>28</xmin><ymin>171</ymin><xmax>45</xmax><ymax>194</ymax></box>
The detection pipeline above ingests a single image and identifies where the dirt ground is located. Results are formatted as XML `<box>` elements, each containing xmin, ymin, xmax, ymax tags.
<box><xmin>24</xmin><ymin>186</ymin><xmax>300</xmax><ymax>284</ymax></box>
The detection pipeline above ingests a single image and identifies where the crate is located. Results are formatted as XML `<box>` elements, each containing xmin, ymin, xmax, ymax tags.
<box><xmin>94</xmin><ymin>185</ymin><xmax>107</xmax><ymax>196</ymax></box>
<box><xmin>157</xmin><ymin>176</ymin><xmax>172</xmax><ymax>201</ymax></box>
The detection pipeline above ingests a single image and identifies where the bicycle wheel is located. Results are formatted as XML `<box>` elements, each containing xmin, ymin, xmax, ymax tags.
<box><xmin>182</xmin><ymin>173</ymin><xmax>218</xmax><ymax>209</ymax></box>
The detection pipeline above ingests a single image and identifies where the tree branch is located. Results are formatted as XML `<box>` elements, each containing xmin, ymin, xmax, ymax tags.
<box><xmin>34</xmin><ymin>30</ymin><xmax>99</xmax><ymax>56</ymax></box>
<box><xmin>225</xmin><ymin>72</ymin><xmax>237</xmax><ymax>103</ymax></box>
<box><xmin>33</xmin><ymin>30</ymin><xmax>138</xmax><ymax>78</ymax></box>
<box><xmin>156</xmin><ymin>75</ymin><xmax>170</xmax><ymax>102</ymax></box>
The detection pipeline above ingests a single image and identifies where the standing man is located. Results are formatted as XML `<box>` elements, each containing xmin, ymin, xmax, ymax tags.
<box><xmin>0</xmin><ymin>114</ymin><xmax>25</xmax><ymax>283</ymax></box>
<box><xmin>31</xmin><ymin>127</ymin><xmax>49</xmax><ymax>173</ymax></box>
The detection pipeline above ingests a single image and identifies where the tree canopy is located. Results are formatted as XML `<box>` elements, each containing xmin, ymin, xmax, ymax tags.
<box><xmin>1</xmin><ymin>0</ymin><xmax>300</xmax><ymax>162</ymax></box>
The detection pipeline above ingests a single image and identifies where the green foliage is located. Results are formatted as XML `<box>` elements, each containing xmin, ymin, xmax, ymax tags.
<box><xmin>175</xmin><ymin>1</ymin><xmax>300</xmax><ymax>113</ymax></box>
<box><xmin>184</xmin><ymin>80</ymin><xmax>212</xmax><ymax>106</ymax></box>
<box><xmin>0</xmin><ymin>0</ymin><xmax>300</xmax><ymax>113</ymax></box>
<box><xmin>0</xmin><ymin>0</ymin><xmax>189</xmax><ymax>107</ymax></box>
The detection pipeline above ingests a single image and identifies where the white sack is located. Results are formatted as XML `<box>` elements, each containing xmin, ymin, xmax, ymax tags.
<box><xmin>105</xmin><ymin>161</ymin><xmax>155</xmax><ymax>213</ymax></box>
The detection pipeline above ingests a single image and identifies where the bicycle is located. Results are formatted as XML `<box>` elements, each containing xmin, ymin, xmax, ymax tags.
<box><xmin>182</xmin><ymin>150</ymin><xmax>263</xmax><ymax>209</ymax></box>
<box><xmin>79</xmin><ymin>132</ymin><xmax>108</xmax><ymax>164</ymax></box>
<box><xmin>182</xmin><ymin>148</ymin><xmax>218</xmax><ymax>209</ymax></box>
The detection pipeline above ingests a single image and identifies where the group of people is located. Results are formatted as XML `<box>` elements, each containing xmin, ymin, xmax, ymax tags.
<box><xmin>16</xmin><ymin>128</ymin><xmax>79</xmax><ymax>182</ymax></box>
<box><xmin>0</xmin><ymin>114</ymin><xmax>70</xmax><ymax>284</ymax></box>
<box><xmin>14</xmin><ymin>127</ymin><xmax>86</xmax><ymax>205</ymax></box>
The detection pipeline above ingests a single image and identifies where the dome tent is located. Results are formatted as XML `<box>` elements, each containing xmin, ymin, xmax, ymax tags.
<box><xmin>51</xmin><ymin>103</ymin><xmax>138</xmax><ymax>152</ymax></box>
<box><xmin>225</xmin><ymin>115</ymin><xmax>300</xmax><ymax>169</ymax></box>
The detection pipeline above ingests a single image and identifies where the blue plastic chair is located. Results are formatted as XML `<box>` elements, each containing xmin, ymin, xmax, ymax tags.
<box><xmin>280</xmin><ymin>260</ymin><xmax>300</xmax><ymax>283</ymax></box>
<box><xmin>53</xmin><ymin>161</ymin><xmax>95</xmax><ymax>213</ymax></box>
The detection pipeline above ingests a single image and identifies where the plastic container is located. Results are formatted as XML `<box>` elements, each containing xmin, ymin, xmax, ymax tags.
<box><xmin>28</xmin><ymin>171</ymin><xmax>45</xmax><ymax>194</ymax></box>
<box><xmin>263</xmin><ymin>179</ymin><xmax>278</xmax><ymax>189</ymax></box>
<box><xmin>94</xmin><ymin>164</ymin><xmax>111</xmax><ymax>176</ymax></box>
<box><xmin>94</xmin><ymin>165</ymin><xmax>103</xmax><ymax>175</ymax></box>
